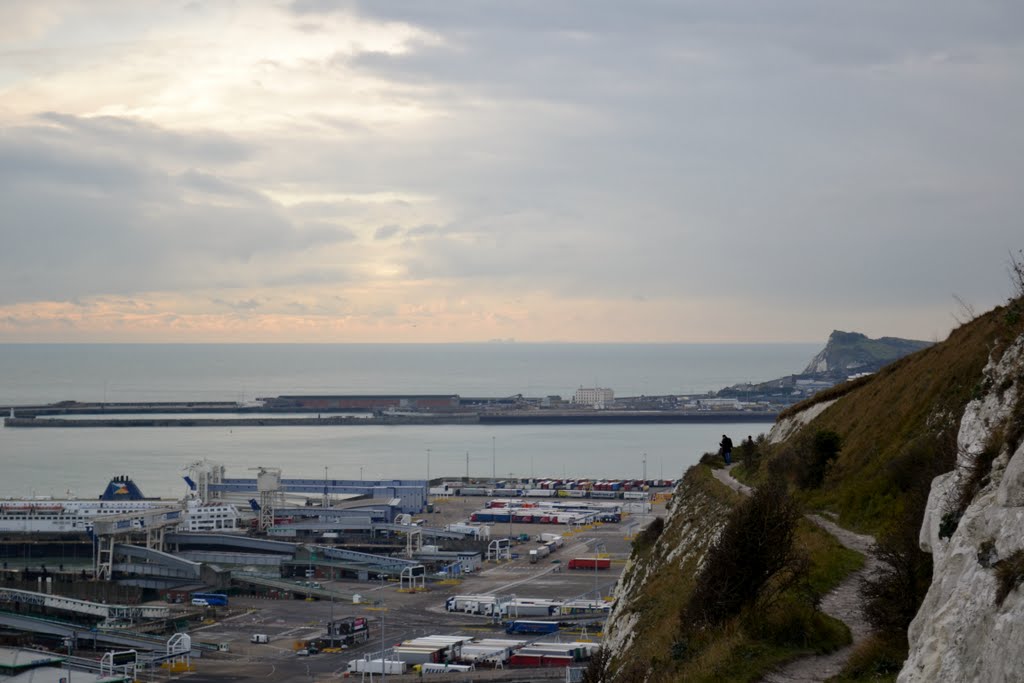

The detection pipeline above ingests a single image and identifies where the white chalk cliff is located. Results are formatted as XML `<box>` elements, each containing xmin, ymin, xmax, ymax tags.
<box><xmin>900</xmin><ymin>333</ymin><xmax>1024</xmax><ymax>683</ymax></box>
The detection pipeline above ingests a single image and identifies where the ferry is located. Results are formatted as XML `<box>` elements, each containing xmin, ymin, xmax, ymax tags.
<box><xmin>0</xmin><ymin>475</ymin><xmax>239</xmax><ymax>534</ymax></box>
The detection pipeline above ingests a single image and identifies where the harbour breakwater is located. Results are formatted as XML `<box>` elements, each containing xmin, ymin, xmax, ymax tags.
<box><xmin>3</xmin><ymin>410</ymin><xmax>777</xmax><ymax>428</ymax></box>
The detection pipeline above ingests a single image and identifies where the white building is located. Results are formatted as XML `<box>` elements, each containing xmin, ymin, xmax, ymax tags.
<box><xmin>695</xmin><ymin>398</ymin><xmax>742</xmax><ymax>410</ymax></box>
<box><xmin>572</xmin><ymin>387</ymin><xmax>614</xmax><ymax>409</ymax></box>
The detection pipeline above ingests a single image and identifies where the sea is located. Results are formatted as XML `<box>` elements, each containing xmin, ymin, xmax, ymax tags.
<box><xmin>0</xmin><ymin>343</ymin><xmax>817</xmax><ymax>499</ymax></box>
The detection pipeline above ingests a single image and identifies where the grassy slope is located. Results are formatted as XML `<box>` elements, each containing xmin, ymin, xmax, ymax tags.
<box><xmin>768</xmin><ymin>303</ymin><xmax>1024</xmax><ymax>534</ymax></box>
<box><xmin>615</xmin><ymin>466</ymin><xmax>861</xmax><ymax>683</ymax></box>
<box><xmin>610</xmin><ymin>466</ymin><xmax>737</xmax><ymax>680</ymax></box>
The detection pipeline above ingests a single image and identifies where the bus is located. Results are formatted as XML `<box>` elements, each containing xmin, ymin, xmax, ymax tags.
<box><xmin>192</xmin><ymin>592</ymin><xmax>228</xmax><ymax>606</ymax></box>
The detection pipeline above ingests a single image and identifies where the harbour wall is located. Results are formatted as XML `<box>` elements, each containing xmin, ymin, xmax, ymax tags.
<box><xmin>3</xmin><ymin>411</ymin><xmax>776</xmax><ymax>428</ymax></box>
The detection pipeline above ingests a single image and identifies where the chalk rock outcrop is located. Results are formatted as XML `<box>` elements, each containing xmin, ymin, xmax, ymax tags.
<box><xmin>900</xmin><ymin>334</ymin><xmax>1024</xmax><ymax>683</ymax></box>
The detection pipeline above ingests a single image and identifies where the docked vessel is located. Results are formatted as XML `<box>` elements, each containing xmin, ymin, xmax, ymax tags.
<box><xmin>0</xmin><ymin>475</ymin><xmax>239</xmax><ymax>534</ymax></box>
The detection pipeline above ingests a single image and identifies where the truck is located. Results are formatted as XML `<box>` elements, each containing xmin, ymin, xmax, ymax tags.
<box><xmin>505</xmin><ymin>620</ymin><xmax>560</xmax><ymax>635</ymax></box>
<box><xmin>419</xmin><ymin>663</ymin><xmax>475</xmax><ymax>673</ymax></box>
<box><xmin>347</xmin><ymin>658</ymin><xmax>406</xmax><ymax>674</ymax></box>
<box><xmin>538</xmin><ymin>533</ymin><xmax>564</xmax><ymax>548</ymax></box>
<box><xmin>506</xmin><ymin>599</ymin><xmax>561</xmax><ymax>617</ymax></box>
<box><xmin>325</xmin><ymin>616</ymin><xmax>370</xmax><ymax>647</ymax></box>
<box><xmin>191</xmin><ymin>592</ymin><xmax>228</xmax><ymax>606</ymax></box>
<box><xmin>567</xmin><ymin>557</ymin><xmax>611</xmax><ymax>570</ymax></box>
<box><xmin>250</xmin><ymin>634</ymin><xmax>269</xmax><ymax>644</ymax></box>
<box><xmin>445</xmin><ymin>595</ymin><xmax>502</xmax><ymax>616</ymax></box>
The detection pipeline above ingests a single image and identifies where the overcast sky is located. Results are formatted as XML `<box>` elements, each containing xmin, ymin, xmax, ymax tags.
<box><xmin>1</xmin><ymin>1</ymin><xmax>1021</xmax><ymax>343</ymax></box>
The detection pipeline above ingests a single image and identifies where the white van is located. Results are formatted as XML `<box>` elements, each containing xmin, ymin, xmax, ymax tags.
<box><xmin>251</xmin><ymin>634</ymin><xmax>269</xmax><ymax>644</ymax></box>
<box><xmin>191</xmin><ymin>598</ymin><xmax>209</xmax><ymax>607</ymax></box>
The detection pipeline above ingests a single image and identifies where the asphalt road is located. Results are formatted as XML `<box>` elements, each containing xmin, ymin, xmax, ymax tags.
<box><xmin>167</xmin><ymin>495</ymin><xmax>665</xmax><ymax>682</ymax></box>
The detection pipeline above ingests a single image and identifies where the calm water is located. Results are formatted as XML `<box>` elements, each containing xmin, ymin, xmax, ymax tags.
<box><xmin>0</xmin><ymin>343</ymin><xmax>815</xmax><ymax>498</ymax></box>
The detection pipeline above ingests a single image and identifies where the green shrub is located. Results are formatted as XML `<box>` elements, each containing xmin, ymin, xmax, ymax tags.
<box><xmin>681</xmin><ymin>477</ymin><xmax>806</xmax><ymax>629</ymax></box>
<box><xmin>833</xmin><ymin>633</ymin><xmax>907</xmax><ymax>682</ymax></box>
<box><xmin>581</xmin><ymin>646</ymin><xmax>612</xmax><ymax>683</ymax></box>
<box><xmin>634</xmin><ymin>516</ymin><xmax>665</xmax><ymax>552</ymax></box>
<box><xmin>803</xmin><ymin>429</ymin><xmax>843</xmax><ymax>489</ymax></box>
<box><xmin>861</xmin><ymin>469</ymin><xmax>934</xmax><ymax>632</ymax></box>
<box><xmin>746</xmin><ymin>595</ymin><xmax>849</xmax><ymax>653</ymax></box>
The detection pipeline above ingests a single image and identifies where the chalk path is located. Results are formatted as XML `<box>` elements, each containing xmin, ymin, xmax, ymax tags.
<box><xmin>711</xmin><ymin>465</ymin><xmax>878</xmax><ymax>683</ymax></box>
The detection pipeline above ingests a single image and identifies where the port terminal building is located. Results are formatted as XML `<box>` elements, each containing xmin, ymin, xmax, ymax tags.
<box><xmin>260</xmin><ymin>395</ymin><xmax>459</xmax><ymax>411</ymax></box>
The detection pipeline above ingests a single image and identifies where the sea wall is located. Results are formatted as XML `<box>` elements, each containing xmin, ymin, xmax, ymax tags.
<box><xmin>4</xmin><ymin>411</ymin><xmax>777</xmax><ymax>428</ymax></box>
<box><xmin>900</xmin><ymin>333</ymin><xmax>1024</xmax><ymax>682</ymax></box>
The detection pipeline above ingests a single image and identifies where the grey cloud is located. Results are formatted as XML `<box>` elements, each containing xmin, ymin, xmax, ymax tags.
<box><xmin>403</xmin><ymin>224</ymin><xmax>442</xmax><ymax>239</ymax></box>
<box><xmin>374</xmin><ymin>224</ymin><xmax>401</xmax><ymax>240</ymax></box>
<box><xmin>0</xmin><ymin>118</ymin><xmax>357</xmax><ymax>305</ymax></box>
<box><xmin>177</xmin><ymin>169</ymin><xmax>271</xmax><ymax>204</ymax></box>
<box><xmin>296</xmin><ymin>221</ymin><xmax>358</xmax><ymax>244</ymax></box>
<box><xmin>211</xmin><ymin>298</ymin><xmax>262</xmax><ymax>311</ymax></box>
<box><xmin>6</xmin><ymin>2</ymin><xmax>1024</xmax><ymax>336</ymax></box>
<box><xmin>36</xmin><ymin>112</ymin><xmax>254</xmax><ymax>164</ymax></box>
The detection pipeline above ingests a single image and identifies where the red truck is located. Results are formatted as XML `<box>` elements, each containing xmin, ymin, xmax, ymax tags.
<box><xmin>567</xmin><ymin>557</ymin><xmax>611</xmax><ymax>570</ymax></box>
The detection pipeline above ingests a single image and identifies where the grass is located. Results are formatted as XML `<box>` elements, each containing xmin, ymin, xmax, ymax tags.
<box><xmin>828</xmin><ymin>633</ymin><xmax>906</xmax><ymax>682</ymax></box>
<box><xmin>609</xmin><ymin>466</ymin><xmax>736</xmax><ymax>680</ymax></box>
<box><xmin>748</xmin><ymin>301</ymin><xmax>1024</xmax><ymax>535</ymax></box>
<box><xmin>615</xmin><ymin>465</ymin><xmax>862</xmax><ymax>683</ymax></box>
<box><xmin>800</xmin><ymin>518</ymin><xmax>864</xmax><ymax>598</ymax></box>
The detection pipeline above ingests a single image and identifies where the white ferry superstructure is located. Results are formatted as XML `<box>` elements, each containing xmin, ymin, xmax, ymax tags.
<box><xmin>0</xmin><ymin>476</ymin><xmax>240</xmax><ymax>534</ymax></box>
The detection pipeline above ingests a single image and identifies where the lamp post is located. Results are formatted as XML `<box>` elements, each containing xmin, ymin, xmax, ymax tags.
<box><xmin>379</xmin><ymin>572</ymin><xmax>386</xmax><ymax>681</ymax></box>
<box><xmin>491</xmin><ymin>436</ymin><xmax>496</xmax><ymax>487</ymax></box>
<box><xmin>426</xmin><ymin>448</ymin><xmax>431</xmax><ymax>487</ymax></box>
<box><xmin>508</xmin><ymin>472</ymin><xmax>514</xmax><ymax>542</ymax></box>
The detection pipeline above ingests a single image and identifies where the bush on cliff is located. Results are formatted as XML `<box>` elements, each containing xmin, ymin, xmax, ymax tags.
<box><xmin>681</xmin><ymin>476</ymin><xmax>806</xmax><ymax>629</ymax></box>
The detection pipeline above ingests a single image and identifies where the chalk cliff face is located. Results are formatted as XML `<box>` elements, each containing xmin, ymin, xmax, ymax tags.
<box><xmin>900</xmin><ymin>334</ymin><xmax>1024</xmax><ymax>683</ymax></box>
<box><xmin>768</xmin><ymin>398</ymin><xmax>837</xmax><ymax>444</ymax></box>
<box><xmin>802</xmin><ymin>330</ymin><xmax>932</xmax><ymax>380</ymax></box>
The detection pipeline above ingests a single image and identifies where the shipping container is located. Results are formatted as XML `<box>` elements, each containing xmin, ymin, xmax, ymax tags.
<box><xmin>567</xmin><ymin>557</ymin><xmax>611</xmax><ymax>570</ymax></box>
<box><xmin>393</xmin><ymin>646</ymin><xmax>444</xmax><ymax>664</ymax></box>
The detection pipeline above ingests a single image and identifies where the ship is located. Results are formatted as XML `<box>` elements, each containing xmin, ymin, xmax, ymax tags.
<box><xmin>0</xmin><ymin>475</ymin><xmax>239</xmax><ymax>534</ymax></box>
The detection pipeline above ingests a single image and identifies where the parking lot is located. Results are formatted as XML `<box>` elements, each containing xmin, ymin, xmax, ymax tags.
<box><xmin>173</xmin><ymin>495</ymin><xmax>664</xmax><ymax>682</ymax></box>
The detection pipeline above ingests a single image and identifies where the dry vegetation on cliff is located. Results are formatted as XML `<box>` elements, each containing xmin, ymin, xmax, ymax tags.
<box><xmin>604</xmin><ymin>466</ymin><xmax>860</xmax><ymax>683</ymax></box>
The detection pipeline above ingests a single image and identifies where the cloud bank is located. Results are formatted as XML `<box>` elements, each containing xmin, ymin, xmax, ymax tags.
<box><xmin>1</xmin><ymin>1</ymin><xmax>1022</xmax><ymax>342</ymax></box>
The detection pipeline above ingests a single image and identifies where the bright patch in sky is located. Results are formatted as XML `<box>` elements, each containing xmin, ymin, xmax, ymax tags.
<box><xmin>1</xmin><ymin>1</ymin><xmax>1022</xmax><ymax>342</ymax></box>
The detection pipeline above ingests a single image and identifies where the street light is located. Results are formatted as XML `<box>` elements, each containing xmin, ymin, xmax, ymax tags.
<box><xmin>508</xmin><ymin>472</ymin><xmax>514</xmax><ymax>542</ymax></box>
<box><xmin>380</xmin><ymin>573</ymin><xmax>387</xmax><ymax>681</ymax></box>
<box><xmin>491</xmin><ymin>436</ymin><xmax>496</xmax><ymax>486</ymax></box>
